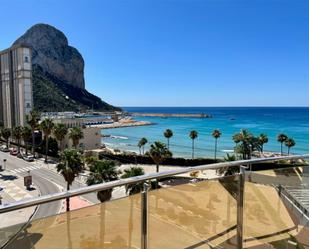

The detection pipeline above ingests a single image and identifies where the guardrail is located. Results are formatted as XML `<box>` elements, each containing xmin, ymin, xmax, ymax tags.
<box><xmin>1</xmin><ymin>154</ymin><xmax>309</xmax><ymax>249</ymax></box>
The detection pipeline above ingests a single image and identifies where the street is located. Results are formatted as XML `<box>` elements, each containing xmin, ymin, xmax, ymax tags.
<box><xmin>0</xmin><ymin>151</ymin><xmax>100</xmax><ymax>220</ymax></box>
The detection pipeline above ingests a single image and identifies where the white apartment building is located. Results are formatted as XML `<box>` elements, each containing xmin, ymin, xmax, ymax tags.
<box><xmin>0</xmin><ymin>45</ymin><xmax>33</xmax><ymax>128</ymax></box>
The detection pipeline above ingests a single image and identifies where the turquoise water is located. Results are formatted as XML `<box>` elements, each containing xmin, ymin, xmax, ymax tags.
<box><xmin>101</xmin><ymin>107</ymin><xmax>309</xmax><ymax>158</ymax></box>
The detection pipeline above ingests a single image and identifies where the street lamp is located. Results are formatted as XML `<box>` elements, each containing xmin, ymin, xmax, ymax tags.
<box><xmin>3</xmin><ymin>159</ymin><xmax>6</xmax><ymax>171</ymax></box>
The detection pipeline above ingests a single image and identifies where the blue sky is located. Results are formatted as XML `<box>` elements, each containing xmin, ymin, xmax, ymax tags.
<box><xmin>1</xmin><ymin>0</ymin><xmax>309</xmax><ymax>107</ymax></box>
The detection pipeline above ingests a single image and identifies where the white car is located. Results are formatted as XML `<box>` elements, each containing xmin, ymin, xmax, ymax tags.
<box><xmin>23</xmin><ymin>155</ymin><xmax>35</xmax><ymax>162</ymax></box>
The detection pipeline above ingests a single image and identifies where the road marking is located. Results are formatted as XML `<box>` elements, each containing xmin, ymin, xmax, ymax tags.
<box><xmin>9</xmin><ymin>165</ymin><xmax>43</xmax><ymax>174</ymax></box>
<box><xmin>28</xmin><ymin>166</ymin><xmax>38</xmax><ymax>170</ymax></box>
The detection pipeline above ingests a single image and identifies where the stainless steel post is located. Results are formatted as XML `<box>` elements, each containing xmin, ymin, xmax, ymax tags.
<box><xmin>141</xmin><ymin>181</ymin><xmax>150</xmax><ymax>249</ymax></box>
<box><xmin>237</xmin><ymin>165</ymin><xmax>246</xmax><ymax>249</ymax></box>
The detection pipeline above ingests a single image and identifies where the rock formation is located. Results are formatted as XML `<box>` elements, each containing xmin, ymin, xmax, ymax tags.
<box><xmin>13</xmin><ymin>23</ymin><xmax>120</xmax><ymax>112</ymax></box>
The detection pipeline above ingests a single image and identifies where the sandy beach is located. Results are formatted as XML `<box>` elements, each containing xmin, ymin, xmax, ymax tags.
<box><xmin>119</xmin><ymin>163</ymin><xmax>218</xmax><ymax>179</ymax></box>
<box><xmin>88</xmin><ymin>119</ymin><xmax>153</xmax><ymax>129</ymax></box>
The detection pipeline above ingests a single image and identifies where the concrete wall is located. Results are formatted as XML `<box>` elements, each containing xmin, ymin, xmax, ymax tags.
<box><xmin>54</xmin><ymin>126</ymin><xmax>102</xmax><ymax>151</ymax></box>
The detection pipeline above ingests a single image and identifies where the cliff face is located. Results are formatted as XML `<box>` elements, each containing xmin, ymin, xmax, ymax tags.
<box><xmin>13</xmin><ymin>23</ymin><xmax>85</xmax><ymax>89</ymax></box>
<box><xmin>12</xmin><ymin>23</ymin><xmax>120</xmax><ymax>112</ymax></box>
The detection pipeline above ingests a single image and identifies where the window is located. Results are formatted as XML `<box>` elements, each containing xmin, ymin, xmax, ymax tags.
<box><xmin>24</xmin><ymin>56</ymin><xmax>29</xmax><ymax>63</ymax></box>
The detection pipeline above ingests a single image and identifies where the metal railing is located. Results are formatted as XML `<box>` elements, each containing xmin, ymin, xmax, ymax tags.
<box><xmin>1</xmin><ymin>154</ymin><xmax>309</xmax><ymax>249</ymax></box>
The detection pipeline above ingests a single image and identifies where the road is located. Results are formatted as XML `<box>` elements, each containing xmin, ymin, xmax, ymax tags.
<box><xmin>0</xmin><ymin>151</ymin><xmax>99</xmax><ymax>220</ymax></box>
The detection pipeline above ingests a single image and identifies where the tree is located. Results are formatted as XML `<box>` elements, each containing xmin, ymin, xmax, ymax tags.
<box><xmin>189</xmin><ymin>130</ymin><xmax>198</xmax><ymax>159</ymax></box>
<box><xmin>21</xmin><ymin>126</ymin><xmax>32</xmax><ymax>155</ymax></box>
<box><xmin>121</xmin><ymin>167</ymin><xmax>145</xmax><ymax>249</ymax></box>
<box><xmin>86</xmin><ymin>160</ymin><xmax>120</xmax><ymax>248</ymax></box>
<box><xmin>56</xmin><ymin>149</ymin><xmax>83</xmax><ymax>211</ymax></box>
<box><xmin>212</xmin><ymin>129</ymin><xmax>221</xmax><ymax>160</ymax></box>
<box><xmin>285</xmin><ymin>138</ymin><xmax>296</xmax><ymax>155</ymax></box>
<box><xmin>69</xmin><ymin>127</ymin><xmax>84</xmax><ymax>149</ymax></box>
<box><xmin>138</xmin><ymin>137</ymin><xmax>148</xmax><ymax>155</ymax></box>
<box><xmin>217</xmin><ymin>153</ymin><xmax>239</xmax><ymax>176</ymax></box>
<box><xmin>1</xmin><ymin>128</ymin><xmax>11</xmax><ymax>149</ymax></box>
<box><xmin>39</xmin><ymin>137</ymin><xmax>59</xmax><ymax>157</ymax></box>
<box><xmin>277</xmin><ymin>133</ymin><xmax>288</xmax><ymax>155</ymax></box>
<box><xmin>163</xmin><ymin>129</ymin><xmax>173</xmax><ymax>149</ymax></box>
<box><xmin>121</xmin><ymin>166</ymin><xmax>145</xmax><ymax>195</ymax></box>
<box><xmin>53</xmin><ymin>123</ymin><xmax>68</xmax><ymax>152</ymax></box>
<box><xmin>233</xmin><ymin>129</ymin><xmax>261</xmax><ymax>159</ymax></box>
<box><xmin>258</xmin><ymin>134</ymin><xmax>268</xmax><ymax>153</ymax></box>
<box><xmin>137</xmin><ymin>140</ymin><xmax>143</xmax><ymax>155</ymax></box>
<box><xmin>87</xmin><ymin>160</ymin><xmax>120</xmax><ymax>191</ymax></box>
<box><xmin>40</xmin><ymin>118</ymin><xmax>54</xmax><ymax>163</ymax></box>
<box><xmin>149</xmin><ymin>141</ymin><xmax>172</xmax><ymax>173</ymax></box>
<box><xmin>26</xmin><ymin>110</ymin><xmax>40</xmax><ymax>156</ymax></box>
<box><xmin>12</xmin><ymin>126</ymin><xmax>22</xmax><ymax>154</ymax></box>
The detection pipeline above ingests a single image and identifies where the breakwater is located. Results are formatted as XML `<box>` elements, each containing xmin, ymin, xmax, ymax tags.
<box><xmin>130</xmin><ymin>113</ymin><xmax>212</xmax><ymax>118</ymax></box>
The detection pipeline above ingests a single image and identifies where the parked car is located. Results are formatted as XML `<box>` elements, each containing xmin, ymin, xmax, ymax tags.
<box><xmin>23</xmin><ymin>155</ymin><xmax>34</xmax><ymax>162</ymax></box>
<box><xmin>0</xmin><ymin>146</ymin><xmax>9</xmax><ymax>153</ymax></box>
<box><xmin>10</xmin><ymin>149</ymin><xmax>18</xmax><ymax>156</ymax></box>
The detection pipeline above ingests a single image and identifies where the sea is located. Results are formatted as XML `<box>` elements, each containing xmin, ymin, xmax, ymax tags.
<box><xmin>101</xmin><ymin>107</ymin><xmax>309</xmax><ymax>159</ymax></box>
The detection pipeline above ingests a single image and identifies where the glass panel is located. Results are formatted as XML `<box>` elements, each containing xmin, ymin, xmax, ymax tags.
<box><xmin>148</xmin><ymin>175</ymin><xmax>239</xmax><ymax>249</ymax></box>
<box><xmin>3</xmin><ymin>193</ymin><xmax>141</xmax><ymax>249</ymax></box>
<box><xmin>244</xmin><ymin>165</ymin><xmax>309</xmax><ymax>248</ymax></box>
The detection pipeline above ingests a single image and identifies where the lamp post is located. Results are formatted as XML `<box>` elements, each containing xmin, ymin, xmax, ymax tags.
<box><xmin>3</xmin><ymin>159</ymin><xmax>6</xmax><ymax>171</ymax></box>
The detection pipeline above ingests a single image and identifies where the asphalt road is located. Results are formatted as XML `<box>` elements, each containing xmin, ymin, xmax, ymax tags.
<box><xmin>0</xmin><ymin>151</ymin><xmax>99</xmax><ymax>220</ymax></box>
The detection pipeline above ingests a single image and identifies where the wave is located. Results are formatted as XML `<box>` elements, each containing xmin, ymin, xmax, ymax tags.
<box><xmin>110</xmin><ymin>135</ymin><xmax>129</xmax><ymax>140</ymax></box>
<box><xmin>221</xmin><ymin>149</ymin><xmax>234</xmax><ymax>153</ymax></box>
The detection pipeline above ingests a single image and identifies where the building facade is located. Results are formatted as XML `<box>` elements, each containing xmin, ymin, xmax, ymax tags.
<box><xmin>50</xmin><ymin>118</ymin><xmax>102</xmax><ymax>150</ymax></box>
<box><xmin>0</xmin><ymin>45</ymin><xmax>33</xmax><ymax>128</ymax></box>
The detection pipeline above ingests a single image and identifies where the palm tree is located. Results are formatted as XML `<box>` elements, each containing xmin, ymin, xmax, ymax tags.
<box><xmin>149</xmin><ymin>141</ymin><xmax>172</xmax><ymax>173</ymax></box>
<box><xmin>56</xmin><ymin>149</ymin><xmax>83</xmax><ymax>211</ymax></box>
<box><xmin>138</xmin><ymin>137</ymin><xmax>148</xmax><ymax>155</ymax></box>
<box><xmin>21</xmin><ymin>126</ymin><xmax>32</xmax><ymax>155</ymax></box>
<box><xmin>26</xmin><ymin>110</ymin><xmax>40</xmax><ymax>156</ymax></box>
<box><xmin>163</xmin><ymin>129</ymin><xmax>173</xmax><ymax>149</ymax></box>
<box><xmin>69</xmin><ymin>127</ymin><xmax>84</xmax><ymax>149</ymax></box>
<box><xmin>53</xmin><ymin>123</ymin><xmax>68</xmax><ymax>152</ymax></box>
<box><xmin>121</xmin><ymin>166</ymin><xmax>145</xmax><ymax>249</ymax></box>
<box><xmin>12</xmin><ymin>126</ymin><xmax>22</xmax><ymax>154</ymax></box>
<box><xmin>1</xmin><ymin>128</ymin><xmax>11</xmax><ymax>149</ymax></box>
<box><xmin>189</xmin><ymin>130</ymin><xmax>198</xmax><ymax>159</ymax></box>
<box><xmin>137</xmin><ymin>140</ymin><xmax>143</xmax><ymax>155</ymax></box>
<box><xmin>277</xmin><ymin>133</ymin><xmax>288</xmax><ymax>155</ymax></box>
<box><xmin>285</xmin><ymin>138</ymin><xmax>296</xmax><ymax>155</ymax></box>
<box><xmin>233</xmin><ymin>129</ymin><xmax>261</xmax><ymax>159</ymax></box>
<box><xmin>217</xmin><ymin>153</ymin><xmax>237</xmax><ymax>176</ymax></box>
<box><xmin>258</xmin><ymin>134</ymin><xmax>268</xmax><ymax>153</ymax></box>
<box><xmin>212</xmin><ymin>129</ymin><xmax>221</xmax><ymax>160</ymax></box>
<box><xmin>121</xmin><ymin>166</ymin><xmax>145</xmax><ymax>195</ymax></box>
<box><xmin>40</xmin><ymin>118</ymin><xmax>54</xmax><ymax>163</ymax></box>
<box><xmin>86</xmin><ymin>160</ymin><xmax>120</xmax><ymax>248</ymax></box>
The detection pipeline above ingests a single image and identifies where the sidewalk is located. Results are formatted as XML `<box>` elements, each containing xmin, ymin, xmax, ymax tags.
<box><xmin>0</xmin><ymin>171</ymin><xmax>39</xmax><ymax>228</ymax></box>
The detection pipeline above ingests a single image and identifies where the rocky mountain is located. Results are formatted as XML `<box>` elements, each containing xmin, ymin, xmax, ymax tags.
<box><xmin>13</xmin><ymin>23</ymin><xmax>120</xmax><ymax>112</ymax></box>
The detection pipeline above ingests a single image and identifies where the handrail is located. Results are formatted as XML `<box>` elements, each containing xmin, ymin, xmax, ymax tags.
<box><xmin>0</xmin><ymin>154</ymin><xmax>308</xmax><ymax>214</ymax></box>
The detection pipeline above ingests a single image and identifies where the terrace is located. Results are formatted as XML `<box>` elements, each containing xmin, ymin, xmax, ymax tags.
<box><xmin>1</xmin><ymin>154</ymin><xmax>309</xmax><ymax>249</ymax></box>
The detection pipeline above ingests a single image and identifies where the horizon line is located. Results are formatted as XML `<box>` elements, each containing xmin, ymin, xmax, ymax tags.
<box><xmin>121</xmin><ymin>106</ymin><xmax>309</xmax><ymax>108</ymax></box>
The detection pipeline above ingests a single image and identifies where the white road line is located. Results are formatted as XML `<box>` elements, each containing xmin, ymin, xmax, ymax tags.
<box><xmin>28</xmin><ymin>166</ymin><xmax>39</xmax><ymax>170</ymax></box>
<box><xmin>9</xmin><ymin>165</ymin><xmax>42</xmax><ymax>174</ymax></box>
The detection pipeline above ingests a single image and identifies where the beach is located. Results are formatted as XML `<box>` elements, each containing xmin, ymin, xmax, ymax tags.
<box><xmin>88</xmin><ymin>119</ymin><xmax>153</xmax><ymax>129</ymax></box>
